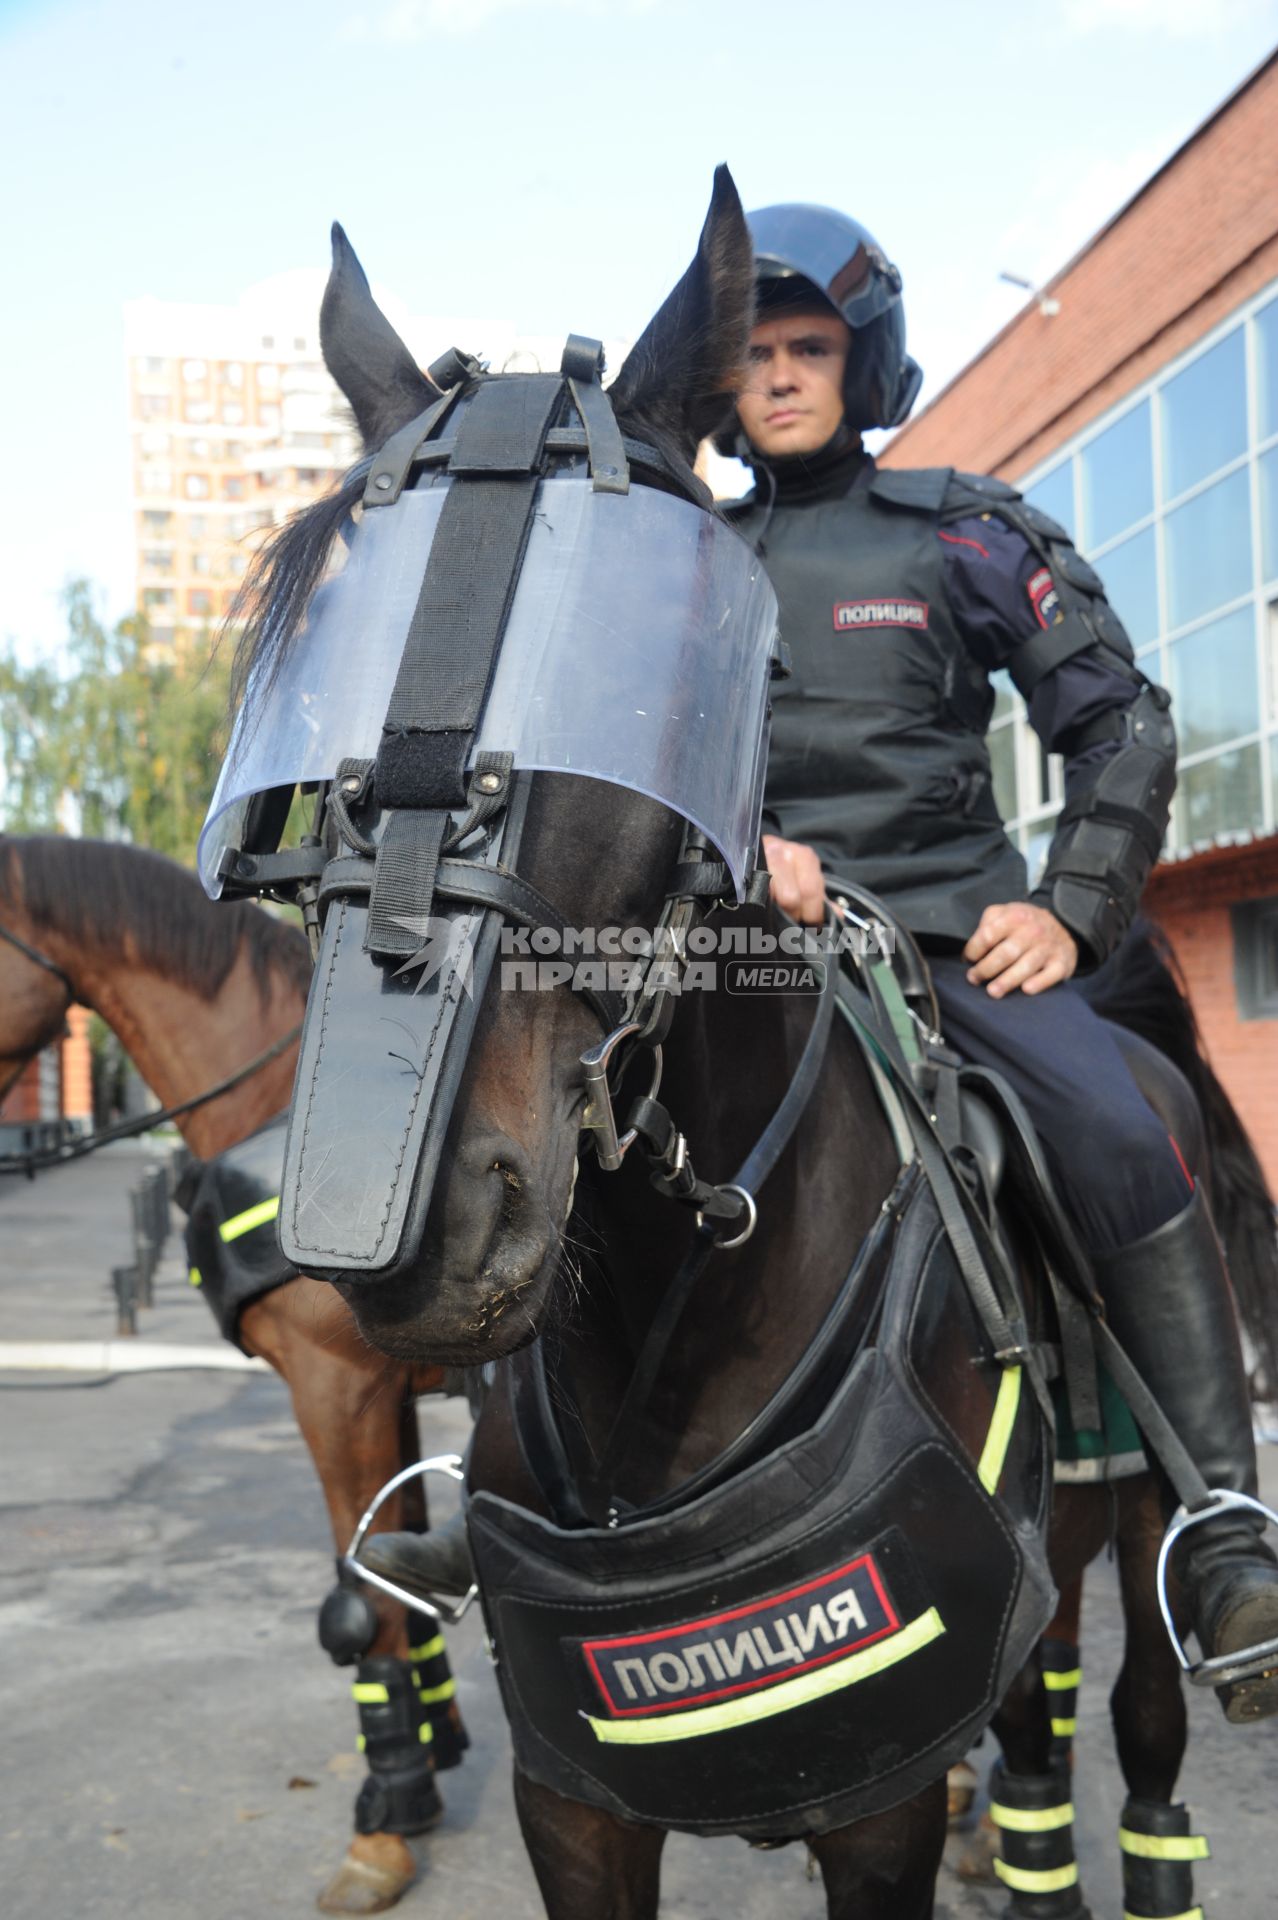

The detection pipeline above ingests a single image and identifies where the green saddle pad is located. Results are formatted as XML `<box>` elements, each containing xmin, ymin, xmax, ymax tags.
<box><xmin>1053</xmin><ymin>1364</ymin><xmax>1146</xmax><ymax>1481</ymax></box>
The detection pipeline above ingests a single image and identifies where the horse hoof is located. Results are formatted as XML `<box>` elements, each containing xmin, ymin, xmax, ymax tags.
<box><xmin>946</xmin><ymin>1760</ymin><xmax>978</xmax><ymax>1826</ymax></box>
<box><xmin>316</xmin><ymin>1834</ymin><xmax>417</xmax><ymax>1914</ymax></box>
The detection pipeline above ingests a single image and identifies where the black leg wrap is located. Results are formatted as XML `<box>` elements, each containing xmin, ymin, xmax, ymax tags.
<box><xmin>351</xmin><ymin>1655</ymin><xmax>442</xmax><ymax>1836</ymax></box>
<box><xmin>409</xmin><ymin>1629</ymin><xmax>470</xmax><ymax>1771</ymax></box>
<box><xmin>1120</xmin><ymin>1797</ymin><xmax>1208</xmax><ymax>1920</ymax></box>
<box><xmin>989</xmin><ymin>1761</ymin><xmax>1090</xmax><ymax>1919</ymax></box>
<box><xmin>1041</xmin><ymin>1638</ymin><xmax>1080</xmax><ymax>1771</ymax></box>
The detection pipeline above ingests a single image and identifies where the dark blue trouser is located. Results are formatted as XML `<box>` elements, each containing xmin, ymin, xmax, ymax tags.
<box><xmin>928</xmin><ymin>959</ymin><xmax>1193</xmax><ymax>1258</ymax></box>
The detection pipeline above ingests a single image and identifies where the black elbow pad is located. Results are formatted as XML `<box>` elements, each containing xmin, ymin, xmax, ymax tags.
<box><xmin>1033</xmin><ymin>686</ymin><xmax>1176</xmax><ymax>967</ymax></box>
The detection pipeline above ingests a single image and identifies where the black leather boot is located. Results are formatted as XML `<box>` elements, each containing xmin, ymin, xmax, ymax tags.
<box><xmin>1095</xmin><ymin>1186</ymin><xmax>1278</xmax><ymax>1724</ymax></box>
<box><xmin>363</xmin><ymin>1507</ymin><xmax>477</xmax><ymax>1599</ymax></box>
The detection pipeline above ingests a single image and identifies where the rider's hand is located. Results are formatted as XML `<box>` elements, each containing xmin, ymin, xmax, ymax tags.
<box><xmin>964</xmin><ymin>902</ymin><xmax>1078</xmax><ymax>998</ymax></box>
<box><xmin>762</xmin><ymin>835</ymin><xmax>826</xmax><ymax>926</ymax></box>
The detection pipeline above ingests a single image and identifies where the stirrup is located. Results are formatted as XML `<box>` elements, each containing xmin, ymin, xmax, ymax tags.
<box><xmin>1155</xmin><ymin>1488</ymin><xmax>1278</xmax><ymax>1688</ymax></box>
<box><xmin>343</xmin><ymin>1454</ymin><xmax>479</xmax><ymax>1627</ymax></box>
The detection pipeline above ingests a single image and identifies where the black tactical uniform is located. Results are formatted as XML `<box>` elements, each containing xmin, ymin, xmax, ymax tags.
<box><xmin>728</xmin><ymin>448</ymin><xmax>1188</xmax><ymax>1257</ymax></box>
<box><xmin>728</xmin><ymin>202</ymin><xmax>1278</xmax><ymax>1718</ymax></box>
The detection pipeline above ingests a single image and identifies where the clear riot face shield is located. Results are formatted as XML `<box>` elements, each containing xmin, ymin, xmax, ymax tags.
<box><xmin>200</xmin><ymin>352</ymin><xmax>781</xmax><ymax>1283</ymax></box>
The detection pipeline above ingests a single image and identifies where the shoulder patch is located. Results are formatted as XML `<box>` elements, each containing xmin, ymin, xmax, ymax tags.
<box><xmin>1027</xmin><ymin>567</ymin><xmax>1060</xmax><ymax>630</ymax></box>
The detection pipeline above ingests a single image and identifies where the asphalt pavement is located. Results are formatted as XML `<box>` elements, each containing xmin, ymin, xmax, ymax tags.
<box><xmin>1</xmin><ymin>1146</ymin><xmax>1275</xmax><ymax>1919</ymax></box>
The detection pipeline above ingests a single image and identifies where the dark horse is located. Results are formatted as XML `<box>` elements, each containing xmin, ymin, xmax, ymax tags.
<box><xmin>224</xmin><ymin>171</ymin><xmax>1277</xmax><ymax>1917</ymax></box>
<box><xmin>0</xmin><ymin>834</ymin><xmax>465</xmax><ymax>1914</ymax></box>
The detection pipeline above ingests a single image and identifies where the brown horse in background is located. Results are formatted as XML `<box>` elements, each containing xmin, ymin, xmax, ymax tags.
<box><xmin>0</xmin><ymin>833</ymin><xmax>456</xmax><ymax>1913</ymax></box>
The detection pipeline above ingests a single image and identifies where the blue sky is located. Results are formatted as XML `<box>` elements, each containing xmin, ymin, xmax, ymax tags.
<box><xmin>2</xmin><ymin>0</ymin><xmax>1276</xmax><ymax>659</ymax></box>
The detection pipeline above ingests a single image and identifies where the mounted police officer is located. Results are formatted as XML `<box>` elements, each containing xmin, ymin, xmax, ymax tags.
<box><xmin>724</xmin><ymin>201</ymin><xmax>1278</xmax><ymax>1723</ymax></box>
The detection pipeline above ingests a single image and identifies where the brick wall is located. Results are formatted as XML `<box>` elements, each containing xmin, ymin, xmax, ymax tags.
<box><xmin>883</xmin><ymin>54</ymin><xmax>1278</xmax><ymax>480</ymax></box>
<box><xmin>1146</xmin><ymin>844</ymin><xmax>1278</xmax><ymax>1194</ymax></box>
<box><xmin>0</xmin><ymin>1009</ymin><xmax>91</xmax><ymax>1130</ymax></box>
<box><xmin>62</xmin><ymin>1006</ymin><xmax>93</xmax><ymax>1124</ymax></box>
<box><xmin>0</xmin><ymin>1057</ymin><xmax>44</xmax><ymax>1124</ymax></box>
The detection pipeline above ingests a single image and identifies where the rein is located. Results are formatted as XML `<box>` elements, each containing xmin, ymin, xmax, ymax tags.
<box><xmin>584</xmin><ymin>934</ymin><xmax>842</xmax><ymax>1519</ymax></box>
<box><xmin>0</xmin><ymin>920</ymin><xmax>75</xmax><ymax>996</ymax></box>
<box><xmin>0</xmin><ymin>917</ymin><xmax>302</xmax><ymax>1176</ymax></box>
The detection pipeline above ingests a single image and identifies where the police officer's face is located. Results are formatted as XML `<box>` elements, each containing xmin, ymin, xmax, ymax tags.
<box><xmin>737</xmin><ymin>309</ymin><xmax>851</xmax><ymax>457</ymax></box>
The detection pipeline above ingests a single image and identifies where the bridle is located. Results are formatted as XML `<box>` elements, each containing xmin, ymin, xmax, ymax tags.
<box><xmin>212</xmin><ymin>337</ymin><xmax>794</xmax><ymax>1279</ymax></box>
<box><xmin>0</xmin><ymin>920</ymin><xmax>75</xmax><ymax>998</ymax></box>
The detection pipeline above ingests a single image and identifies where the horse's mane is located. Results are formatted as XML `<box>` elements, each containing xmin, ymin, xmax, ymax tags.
<box><xmin>0</xmin><ymin>836</ymin><xmax>312</xmax><ymax>1006</ymax></box>
<box><xmin>227</xmin><ymin>458</ymin><xmax>369</xmax><ymax>712</ymax></box>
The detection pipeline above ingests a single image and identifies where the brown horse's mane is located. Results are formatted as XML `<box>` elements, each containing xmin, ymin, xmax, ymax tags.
<box><xmin>0</xmin><ymin>835</ymin><xmax>311</xmax><ymax>1005</ymax></box>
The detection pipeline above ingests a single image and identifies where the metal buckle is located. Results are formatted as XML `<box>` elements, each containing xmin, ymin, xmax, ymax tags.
<box><xmin>342</xmin><ymin>1455</ymin><xmax>478</xmax><ymax>1626</ymax></box>
<box><xmin>580</xmin><ymin>1023</ymin><xmax>663</xmax><ymax>1172</ymax></box>
<box><xmin>696</xmin><ymin>1184</ymin><xmax>758</xmax><ymax>1250</ymax></box>
<box><xmin>1155</xmin><ymin>1488</ymin><xmax>1278</xmax><ymax>1685</ymax></box>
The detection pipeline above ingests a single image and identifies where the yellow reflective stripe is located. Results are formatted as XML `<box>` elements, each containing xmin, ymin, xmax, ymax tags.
<box><xmin>219</xmin><ymin>1196</ymin><xmax>280</xmax><ymax>1243</ymax></box>
<box><xmin>417</xmin><ymin>1680</ymin><xmax>455</xmax><ymax>1705</ymax></box>
<box><xmin>1124</xmin><ymin>1911</ymin><xmax>1201</xmax><ymax>1920</ymax></box>
<box><xmin>994</xmin><ymin>1860</ymin><xmax>1079</xmax><ymax>1894</ymax></box>
<box><xmin>978</xmin><ymin>1366</ymin><xmax>1022</xmax><ymax>1493</ymax></box>
<box><xmin>1042</xmin><ymin>1667</ymin><xmax>1081</xmax><ymax>1691</ymax></box>
<box><xmin>1051</xmin><ymin>1716</ymin><xmax>1077</xmax><ymax>1738</ymax></box>
<box><xmin>408</xmin><ymin>1636</ymin><xmax>445</xmax><ymax>1662</ymax></box>
<box><xmin>991</xmin><ymin>1799</ymin><xmax>1075</xmax><ymax>1833</ymax></box>
<box><xmin>587</xmin><ymin>1607</ymin><xmax>945</xmax><ymax>1746</ymax></box>
<box><xmin>188</xmin><ymin>1267</ymin><xmax>203</xmax><ymax>1287</ymax></box>
<box><xmin>356</xmin><ymin>1734</ymin><xmax>366</xmax><ymax>1752</ymax></box>
<box><xmin>351</xmin><ymin>1682</ymin><xmax>389</xmax><ymax>1704</ymax></box>
<box><xmin>1119</xmin><ymin>1830</ymin><xmax>1209</xmax><ymax>1862</ymax></box>
<box><xmin>418</xmin><ymin>1721</ymin><xmax>433</xmax><ymax>1744</ymax></box>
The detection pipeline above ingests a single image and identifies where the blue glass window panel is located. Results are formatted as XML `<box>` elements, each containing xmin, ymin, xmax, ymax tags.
<box><xmin>1260</xmin><ymin>443</ymin><xmax>1278</xmax><ymax>586</ymax></box>
<box><xmin>1175</xmin><ymin>743</ymin><xmax>1262</xmax><ymax>849</ymax></box>
<box><xmin>1166</xmin><ymin>605</ymin><xmax>1257</xmax><ymax>757</ymax></box>
<box><xmin>1164</xmin><ymin>468</ymin><xmax>1252</xmax><ymax>629</ymax></box>
<box><xmin>990</xmin><ymin>668</ymin><xmax>1016</xmax><ymax>724</ymax></box>
<box><xmin>1258</xmin><ymin>296</ymin><xmax>1278</xmax><ymax>443</ymax></box>
<box><xmin>1095</xmin><ymin>525</ymin><xmax>1158</xmax><ymax>649</ymax></box>
<box><xmin>1161</xmin><ymin>329</ymin><xmax>1246</xmax><ymax>501</ymax></box>
<box><xmin>988</xmin><ymin>721</ymin><xmax>1018</xmax><ymax>823</ymax></box>
<box><xmin>1025</xmin><ymin>819</ymin><xmax>1057</xmax><ymax>888</ymax></box>
<box><xmin>1023</xmin><ymin>462</ymin><xmax>1075</xmax><ymax>540</ymax></box>
<box><xmin>1080</xmin><ymin>402</ymin><xmax>1152</xmax><ymax>549</ymax></box>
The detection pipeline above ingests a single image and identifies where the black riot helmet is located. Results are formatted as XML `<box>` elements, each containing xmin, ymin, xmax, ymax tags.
<box><xmin>746</xmin><ymin>203</ymin><xmax>923</xmax><ymax>432</ymax></box>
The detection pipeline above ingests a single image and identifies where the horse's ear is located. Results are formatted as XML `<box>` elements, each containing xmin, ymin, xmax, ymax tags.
<box><xmin>320</xmin><ymin>224</ymin><xmax>437</xmax><ymax>450</ymax></box>
<box><xmin>607</xmin><ymin>166</ymin><xmax>754</xmax><ymax>461</ymax></box>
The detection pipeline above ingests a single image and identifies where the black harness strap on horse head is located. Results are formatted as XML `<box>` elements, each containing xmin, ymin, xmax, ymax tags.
<box><xmin>0</xmin><ymin>921</ymin><xmax>75</xmax><ymax>998</ymax></box>
<box><xmin>372</xmin><ymin>375</ymin><xmax>563</xmax><ymax>817</ymax></box>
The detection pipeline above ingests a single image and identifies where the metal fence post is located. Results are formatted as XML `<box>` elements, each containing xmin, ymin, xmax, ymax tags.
<box><xmin>130</xmin><ymin>1184</ymin><xmax>155</xmax><ymax>1309</ymax></box>
<box><xmin>111</xmin><ymin>1264</ymin><xmax>138</xmax><ymax>1336</ymax></box>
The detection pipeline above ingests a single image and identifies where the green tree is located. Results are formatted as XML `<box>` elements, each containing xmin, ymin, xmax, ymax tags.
<box><xmin>0</xmin><ymin>580</ymin><xmax>232</xmax><ymax>866</ymax></box>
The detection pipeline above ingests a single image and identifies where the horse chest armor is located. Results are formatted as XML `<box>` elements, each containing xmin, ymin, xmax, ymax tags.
<box><xmin>181</xmin><ymin>1113</ymin><xmax>293</xmax><ymax>1349</ymax></box>
<box><xmin>733</xmin><ymin>478</ymin><xmax>1029</xmax><ymax>940</ymax></box>
<box><xmin>468</xmin><ymin>1174</ymin><xmax>1055</xmax><ymax>1839</ymax></box>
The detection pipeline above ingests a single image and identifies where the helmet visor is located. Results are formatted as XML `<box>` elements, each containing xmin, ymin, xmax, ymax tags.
<box><xmin>749</xmin><ymin>203</ymin><xmax>899</xmax><ymax>332</ymax></box>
